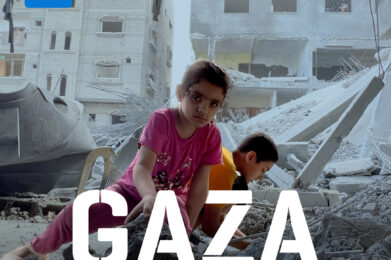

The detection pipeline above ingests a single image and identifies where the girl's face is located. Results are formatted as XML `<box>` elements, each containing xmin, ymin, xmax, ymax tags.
<box><xmin>179</xmin><ymin>79</ymin><xmax>225</xmax><ymax>128</ymax></box>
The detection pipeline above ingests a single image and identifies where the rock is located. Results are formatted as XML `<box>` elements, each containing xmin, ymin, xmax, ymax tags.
<box><xmin>362</xmin><ymin>203</ymin><xmax>378</xmax><ymax>215</ymax></box>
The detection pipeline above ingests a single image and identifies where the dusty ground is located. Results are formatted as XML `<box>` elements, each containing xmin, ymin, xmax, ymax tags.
<box><xmin>0</xmin><ymin>220</ymin><xmax>68</xmax><ymax>259</ymax></box>
<box><xmin>0</xmin><ymin>198</ymin><xmax>111</xmax><ymax>260</ymax></box>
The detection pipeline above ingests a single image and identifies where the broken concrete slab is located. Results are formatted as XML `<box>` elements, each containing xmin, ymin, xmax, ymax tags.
<box><xmin>265</xmin><ymin>165</ymin><xmax>296</xmax><ymax>189</ymax></box>
<box><xmin>275</xmin><ymin>142</ymin><xmax>308</xmax><ymax>170</ymax></box>
<box><xmin>286</xmin><ymin>153</ymin><xmax>306</xmax><ymax>174</ymax></box>
<box><xmin>216</xmin><ymin>122</ymin><xmax>238</xmax><ymax>152</ymax></box>
<box><xmin>275</xmin><ymin>72</ymin><xmax>369</xmax><ymax>143</ymax></box>
<box><xmin>329</xmin><ymin>176</ymin><xmax>379</xmax><ymax>194</ymax></box>
<box><xmin>252</xmin><ymin>188</ymin><xmax>340</xmax><ymax>207</ymax></box>
<box><xmin>294</xmin><ymin>76</ymin><xmax>384</xmax><ymax>188</ymax></box>
<box><xmin>324</xmin><ymin>157</ymin><xmax>378</xmax><ymax>177</ymax></box>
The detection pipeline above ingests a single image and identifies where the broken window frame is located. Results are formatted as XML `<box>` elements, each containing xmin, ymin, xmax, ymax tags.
<box><xmin>99</xmin><ymin>16</ymin><xmax>124</xmax><ymax>34</ymax></box>
<box><xmin>325</xmin><ymin>0</ymin><xmax>351</xmax><ymax>13</ymax></box>
<box><xmin>272</xmin><ymin>0</ymin><xmax>297</xmax><ymax>13</ymax></box>
<box><xmin>96</xmin><ymin>61</ymin><xmax>121</xmax><ymax>80</ymax></box>
<box><xmin>111</xmin><ymin>114</ymin><xmax>125</xmax><ymax>124</ymax></box>
<box><xmin>224</xmin><ymin>0</ymin><xmax>250</xmax><ymax>13</ymax></box>
<box><xmin>88</xmin><ymin>114</ymin><xmax>96</xmax><ymax>122</ymax></box>
<box><xmin>0</xmin><ymin>54</ymin><xmax>25</xmax><ymax>77</ymax></box>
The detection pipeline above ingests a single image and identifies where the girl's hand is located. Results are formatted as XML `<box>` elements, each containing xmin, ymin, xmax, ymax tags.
<box><xmin>124</xmin><ymin>194</ymin><xmax>156</xmax><ymax>225</ymax></box>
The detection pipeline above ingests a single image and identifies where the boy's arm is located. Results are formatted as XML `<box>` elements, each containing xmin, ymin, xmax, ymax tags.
<box><xmin>124</xmin><ymin>145</ymin><xmax>157</xmax><ymax>224</ymax></box>
<box><xmin>201</xmin><ymin>204</ymin><xmax>226</xmax><ymax>237</ymax></box>
<box><xmin>203</xmin><ymin>205</ymin><xmax>251</xmax><ymax>250</ymax></box>
<box><xmin>186</xmin><ymin>164</ymin><xmax>211</xmax><ymax>231</ymax></box>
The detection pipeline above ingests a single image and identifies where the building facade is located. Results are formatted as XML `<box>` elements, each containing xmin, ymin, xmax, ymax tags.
<box><xmin>0</xmin><ymin>0</ymin><xmax>173</xmax><ymax>126</ymax></box>
<box><xmin>190</xmin><ymin>0</ymin><xmax>391</xmax><ymax>119</ymax></box>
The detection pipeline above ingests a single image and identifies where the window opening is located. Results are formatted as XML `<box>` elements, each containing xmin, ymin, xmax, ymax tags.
<box><xmin>64</xmin><ymin>32</ymin><xmax>71</xmax><ymax>50</ymax></box>
<box><xmin>0</xmin><ymin>54</ymin><xmax>24</xmax><ymax>77</ymax></box>
<box><xmin>50</xmin><ymin>31</ymin><xmax>56</xmax><ymax>50</ymax></box>
<box><xmin>272</xmin><ymin>0</ymin><xmax>297</xmax><ymax>12</ymax></box>
<box><xmin>47</xmin><ymin>74</ymin><xmax>52</xmax><ymax>91</ymax></box>
<box><xmin>60</xmin><ymin>75</ymin><xmax>67</xmax><ymax>96</ymax></box>
<box><xmin>224</xmin><ymin>0</ymin><xmax>249</xmax><ymax>13</ymax></box>
<box><xmin>97</xmin><ymin>61</ymin><xmax>120</xmax><ymax>79</ymax></box>
<box><xmin>89</xmin><ymin>114</ymin><xmax>96</xmax><ymax>122</ymax></box>
<box><xmin>101</xmin><ymin>17</ymin><xmax>123</xmax><ymax>33</ymax></box>
<box><xmin>325</xmin><ymin>0</ymin><xmax>351</xmax><ymax>12</ymax></box>
<box><xmin>111</xmin><ymin>114</ymin><xmax>124</xmax><ymax>124</ymax></box>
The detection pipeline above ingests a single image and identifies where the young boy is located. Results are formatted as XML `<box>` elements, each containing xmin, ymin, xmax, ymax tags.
<box><xmin>198</xmin><ymin>132</ymin><xmax>278</xmax><ymax>249</ymax></box>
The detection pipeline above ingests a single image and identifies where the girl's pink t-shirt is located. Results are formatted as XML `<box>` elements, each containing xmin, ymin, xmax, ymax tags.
<box><xmin>116</xmin><ymin>108</ymin><xmax>222</xmax><ymax>201</ymax></box>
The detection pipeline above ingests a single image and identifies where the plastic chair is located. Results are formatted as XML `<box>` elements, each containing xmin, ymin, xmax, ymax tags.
<box><xmin>76</xmin><ymin>147</ymin><xmax>123</xmax><ymax>196</ymax></box>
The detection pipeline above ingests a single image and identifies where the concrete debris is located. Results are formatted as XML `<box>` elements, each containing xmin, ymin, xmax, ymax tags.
<box><xmin>286</xmin><ymin>153</ymin><xmax>306</xmax><ymax>173</ymax></box>
<box><xmin>276</xmin><ymin>142</ymin><xmax>308</xmax><ymax>170</ymax></box>
<box><xmin>265</xmin><ymin>165</ymin><xmax>296</xmax><ymax>188</ymax></box>
<box><xmin>0</xmin><ymin>195</ymin><xmax>65</xmax><ymax>222</ymax></box>
<box><xmin>324</xmin><ymin>157</ymin><xmax>378</xmax><ymax>177</ymax></box>
<box><xmin>275</xmin><ymin>72</ymin><xmax>365</xmax><ymax>143</ymax></box>
<box><xmin>252</xmin><ymin>188</ymin><xmax>340</xmax><ymax>207</ymax></box>
<box><xmin>295</xmin><ymin>76</ymin><xmax>384</xmax><ymax>188</ymax></box>
<box><xmin>226</xmin><ymin>68</ymin><xmax>309</xmax><ymax>89</ymax></box>
<box><xmin>329</xmin><ymin>176</ymin><xmax>381</xmax><ymax>194</ymax></box>
<box><xmin>66</xmin><ymin>214</ymin><xmax>202</xmax><ymax>260</ymax></box>
<box><xmin>312</xmin><ymin>215</ymin><xmax>391</xmax><ymax>258</ymax></box>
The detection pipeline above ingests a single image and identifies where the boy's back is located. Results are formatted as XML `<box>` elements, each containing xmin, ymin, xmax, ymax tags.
<box><xmin>209</xmin><ymin>147</ymin><xmax>237</xmax><ymax>191</ymax></box>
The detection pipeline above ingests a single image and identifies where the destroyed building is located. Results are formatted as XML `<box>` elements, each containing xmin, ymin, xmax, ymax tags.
<box><xmin>190</xmin><ymin>0</ymin><xmax>391</xmax><ymax>120</ymax></box>
<box><xmin>0</xmin><ymin>0</ymin><xmax>173</xmax><ymax>127</ymax></box>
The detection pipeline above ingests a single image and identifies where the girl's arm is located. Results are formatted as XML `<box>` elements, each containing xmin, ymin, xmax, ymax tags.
<box><xmin>186</xmin><ymin>164</ymin><xmax>211</xmax><ymax>231</ymax></box>
<box><xmin>124</xmin><ymin>145</ymin><xmax>157</xmax><ymax>224</ymax></box>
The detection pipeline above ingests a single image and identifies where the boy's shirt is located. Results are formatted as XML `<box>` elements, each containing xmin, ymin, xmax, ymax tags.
<box><xmin>209</xmin><ymin>147</ymin><xmax>238</xmax><ymax>208</ymax></box>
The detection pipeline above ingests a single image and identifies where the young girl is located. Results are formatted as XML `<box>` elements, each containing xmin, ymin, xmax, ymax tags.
<box><xmin>2</xmin><ymin>60</ymin><xmax>231</xmax><ymax>260</ymax></box>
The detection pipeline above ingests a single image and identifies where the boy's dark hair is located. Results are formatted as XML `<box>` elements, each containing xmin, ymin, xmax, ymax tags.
<box><xmin>236</xmin><ymin>132</ymin><xmax>278</xmax><ymax>162</ymax></box>
<box><xmin>180</xmin><ymin>59</ymin><xmax>231</xmax><ymax>96</ymax></box>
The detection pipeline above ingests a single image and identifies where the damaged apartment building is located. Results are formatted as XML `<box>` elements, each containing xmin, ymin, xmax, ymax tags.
<box><xmin>190</xmin><ymin>0</ymin><xmax>391</xmax><ymax>120</ymax></box>
<box><xmin>0</xmin><ymin>0</ymin><xmax>173</xmax><ymax>126</ymax></box>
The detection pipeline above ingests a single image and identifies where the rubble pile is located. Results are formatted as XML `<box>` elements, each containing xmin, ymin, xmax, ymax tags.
<box><xmin>313</xmin><ymin>215</ymin><xmax>391</xmax><ymax>259</ymax></box>
<box><xmin>0</xmin><ymin>194</ymin><xmax>64</xmax><ymax>223</ymax></box>
<box><xmin>239</xmin><ymin>201</ymin><xmax>274</xmax><ymax>238</ymax></box>
<box><xmin>336</xmin><ymin>177</ymin><xmax>391</xmax><ymax>225</ymax></box>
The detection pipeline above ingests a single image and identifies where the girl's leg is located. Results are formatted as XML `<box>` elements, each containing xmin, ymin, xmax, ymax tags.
<box><xmin>30</xmin><ymin>184</ymin><xmax>137</xmax><ymax>255</ymax></box>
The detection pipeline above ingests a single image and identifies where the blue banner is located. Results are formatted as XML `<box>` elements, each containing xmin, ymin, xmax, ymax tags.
<box><xmin>25</xmin><ymin>0</ymin><xmax>72</xmax><ymax>8</ymax></box>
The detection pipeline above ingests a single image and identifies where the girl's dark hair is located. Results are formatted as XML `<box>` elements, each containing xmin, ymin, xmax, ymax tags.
<box><xmin>180</xmin><ymin>59</ymin><xmax>231</xmax><ymax>96</ymax></box>
<box><xmin>236</xmin><ymin>132</ymin><xmax>279</xmax><ymax>162</ymax></box>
